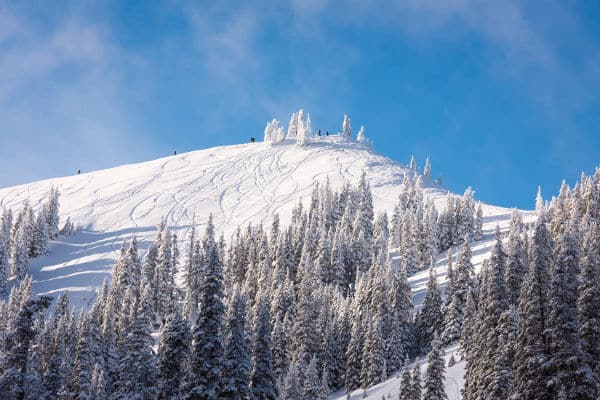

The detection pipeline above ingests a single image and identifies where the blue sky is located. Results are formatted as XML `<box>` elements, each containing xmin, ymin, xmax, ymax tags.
<box><xmin>1</xmin><ymin>1</ymin><xmax>599</xmax><ymax>209</ymax></box>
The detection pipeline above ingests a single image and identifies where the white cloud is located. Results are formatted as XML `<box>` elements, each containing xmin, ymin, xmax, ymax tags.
<box><xmin>0</xmin><ymin>8</ymin><xmax>155</xmax><ymax>187</ymax></box>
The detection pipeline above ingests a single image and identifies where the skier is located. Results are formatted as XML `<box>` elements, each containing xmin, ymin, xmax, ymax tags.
<box><xmin>318</xmin><ymin>129</ymin><xmax>321</xmax><ymax>136</ymax></box>
<box><xmin>77</xmin><ymin>170</ymin><xmax>81</xmax><ymax>175</ymax></box>
<box><xmin>174</xmin><ymin>150</ymin><xmax>177</xmax><ymax>155</ymax></box>
<box><xmin>250</xmin><ymin>137</ymin><xmax>256</xmax><ymax>143</ymax></box>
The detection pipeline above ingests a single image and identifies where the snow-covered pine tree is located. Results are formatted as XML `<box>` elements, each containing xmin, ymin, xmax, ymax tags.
<box><xmin>409</xmin><ymin>155</ymin><xmax>416</xmax><ymax>171</ymax></box>
<box><xmin>505</xmin><ymin>209</ymin><xmax>526</xmax><ymax>306</ymax></box>
<box><xmin>0</xmin><ymin>226</ymin><xmax>8</xmax><ymax>295</ymax></box>
<box><xmin>398</xmin><ymin>359</ymin><xmax>412</xmax><ymax>400</ymax></box>
<box><xmin>0</xmin><ymin>278</ymin><xmax>51</xmax><ymax>400</ymax></box>
<box><xmin>221</xmin><ymin>288</ymin><xmax>251</xmax><ymax>400</ymax></box>
<box><xmin>578</xmin><ymin>222</ymin><xmax>600</xmax><ymax>380</ymax></box>
<box><xmin>546</xmin><ymin>230</ymin><xmax>597</xmax><ymax>399</ymax></box>
<box><xmin>9</xmin><ymin>219</ymin><xmax>29</xmax><ymax>281</ymax></box>
<box><xmin>157</xmin><ymin>309</ymin><xmax>190</xmax><ymax>400</ymax></box>
<box><xmin>287</xmin><ymin>112</ymin><xmax>298</xmax><ymax>139</ymax></box>
<box><xmin>263</xmin><ymin>119</ymin><xmax>275</xmax><ymax>143</ymax></box>
<box><xmin>457</xmin><ymin>188</ymin><xmax>476</xmax><ymax>241</ymax></box>
<box><xmin>415</xmin><ymin>268</ymin><xmax>443</xmax><ymax>355</ymax></box>
<box><xmin>281</xmin><ymin>359</ymin><xmax>302</xmax><ymax>400</ymax></box>
<box><xmin>43</xmin><ymin>188</ymin><xmax>60</xmax><ymax>240</ymax></box>
<box><xmin>357</xmin><ymin>126</ymin><xmax>365</xmax><ymax>143</ymax></box>
<box><xmin>296</xmin><ymin>115</ymin><xmax>309</xmax><ymax>147</ymax></box>
<box><xmin>423</xmin><ymin>158</ymin><xmax>431</xmax><ymax>177</ymax></box>
<box><xmin>302</xmin><ymin>356</ymin><xmax>321</xmax><ymax>399</ymax></box>
<box><xmin>345</xmin><ymin>313</ymin><xmax>364</xmax><ymax>391</ymax></box>
<box><xmin>423</xmin><ymin>336</ymin><xmax>447</xmax><ymax>400</ymax></box>
<box><xmin>361</xmin><ymin>313</ymin><xmax>387</xmax><ymax>387</ymax></box>
<box><xmin>250</xmin><ymin>295</ymin><xmax>277</xmax><ymax>400</ymax></box>
<box><xmin>342</xmin><ymin>114</ymin><xmax>352</xmax><ymax>138</ymax></box>
<box><xmin>114</xmin><ymin>285</ymin><xmax>157</xmax><ymax>400</ymax></box>
<box><xmin>30</xmin><ymin>209</ymin><xmax>49</xmax><ymax>258</ymax></box>
<box><xmin>441</xmin><ymin>238</ymin><xmax>473</xmax><ymax>344</ymax></box>
<box><xmin>477</xmin><ymin>229</ymin><xmax>512</xmax><ymax>399</ymax></box>
<box><xmin>184</xmin><ymin>219</ymin><xmax>226</xmax><ymax>400</ymax></box>
<box><xmin>91</xmin><ymin>363</ymin><xmax>108</xmax><ymax>400</ymax></box>
<box><xmin>72</xmin><ymin>309</ymin><xmax>96</xmax><ymax>400</ymax></box>
<box><xmin>512</xmin><ymin>217</ymin><xmax>553</xmax><ymax>400</ymax></box>
<box><xmin>473</xmin><ymin>203</ymin><xmax>483</xmax><ymax>241</ymax></box>
<box><xmin>410</xmin><ymin>364</ymin><xmax>422</xmax><ymax>400</ymax></box>
<box><xmin>156</xmin><ymin>226</ymin><xmax>176</xmax><ymax>321</ymax></box>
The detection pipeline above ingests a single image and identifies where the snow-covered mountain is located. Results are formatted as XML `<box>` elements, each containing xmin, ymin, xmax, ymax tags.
<box><xmin>0</xmin><ymin>136</ymin><xmax>532</xmax><ymax>309</ymax></box>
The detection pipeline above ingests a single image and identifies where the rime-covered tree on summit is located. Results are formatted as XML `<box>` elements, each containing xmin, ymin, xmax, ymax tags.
<box><xmin>357</xmin><ymin>125</ymin><xmax>365</xmax><ymax>143</ymax></box>
<box><xmin>342</xmin><ymin>114</ymin><xmax>352</xmax><ymax>138</ymax></box>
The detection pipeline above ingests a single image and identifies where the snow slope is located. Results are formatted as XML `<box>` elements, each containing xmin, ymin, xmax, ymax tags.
<box><xmin>329</xmin><ymin>344</ymin><xmax>465</xmax><ymax>400</ymax></box>
<box><xmin>0</xmin><ymin>136</ymin><xmax>532</xmax><ymax>309</ymax></box>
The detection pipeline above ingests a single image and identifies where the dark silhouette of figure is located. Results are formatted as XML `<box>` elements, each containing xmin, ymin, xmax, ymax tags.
<box><xmin>174</xmin><ymin>150</ymin><xmax>177</xmax><ymax>155</ymax></box>
<box><xmin>250</xmin><ymin>137</ymin><xmax>256</xmax><ymax>143</ymax></box>
<box><xmin>326</xmin><ymin>131</ymin><xmax>329</xmax><ymax>136</ymax></box>
<box><xmin>318</xmin><ymin>129</ymin><xmax>321</xmax><ymax>136</ymax></box>
<box><xmin>77</xmin><ymin>170</ymin><xmax>81</xmax><ymax>175</ymax></box>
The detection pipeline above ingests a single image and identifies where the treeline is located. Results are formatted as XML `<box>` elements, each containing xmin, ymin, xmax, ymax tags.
<box><xmin>0</xmin><ymin>174</ymin><xmax>483</xmax><ymax>399</ymax></box>
<box><xmin>0</xmin><ymin>188</ymin><xmax>71</xmax><ymax>295</ymax></box>
<box><xmin>460</xmin><ymin>172</ymin><xmax>600</xmax><ymax>399</ymax></box>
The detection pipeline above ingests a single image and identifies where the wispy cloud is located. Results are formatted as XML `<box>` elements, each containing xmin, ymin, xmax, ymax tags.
<box><xmin>0</xmin><ymin>7</ymin><xmax>155</xmax><ymax>187</ymax></box>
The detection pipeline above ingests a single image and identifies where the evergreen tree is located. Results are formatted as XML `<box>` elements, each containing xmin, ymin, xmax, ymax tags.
<box><xmin>422</xmin><ymin>337</ymin><xmax>447</xmax><ymax>400</ymax></box>
<box><xmin>281</xmin><ymin>359</ymin><xmax>302</xmax><ymax>400</ymax></box>
<box><xmin>157</xmin><ymin>309</ymin><xmax>190</xmax><ymax>400</ymax></box>
<box><xmin>0</xmin><ymin>279</ymin><xmax>51</xmax><ymax>400</ymax></box>
<box><xmin>473</xmin><ymin>203</ymin><xmax>483</xmax><ymax>241</ymax></box>
<box><xmin>43</xmin><ymin>188</ymin><xmax>60</xmax><ymax>240</ymax></box>
<box><xmin>415</xmin><ymin>268</ymin><xmax>443</xmax><ymax>355</ymax></box>
<box><xmin>345</xmin><ymin>314</ymin><xmax>364</xmax><ymax>391</ymax></box>
<box><xmin>411</xmin><ymin>364</ymin><xmax>422</xmax><ymax>400</ymax></box>
<box><xmin>287</xmin><ymin>112</ymin><xmax>298</xmax><ymax>139</ymax></box>
<box><xmin>72</xmin><ymin>312</ymin><xmax>96</xmax><ymax>400</ymax></box>
<box><xmin>578</xmin><ymin>223</ymin><xmax>600</xmax><ymax>379</ymax></box>
<box><xmin>185</xmin><ymin>221</ymin><xmax>225</xmax><ymax>400</ymax></box>
<box><xmin>357</xmin><ymin>125</ymin><xmax>365</xmax><ymax>143</ymax></box>
<box><xmin>114</xmin><ymin>285</ymin><xmax>157</xmax><ymax>400</ymax></box>
<box><xmin>9</xmin><ymin>220</ymin><xmax>29</xmax><ymax>281</ymax></box>
<box><xmin>442</xmin><ymin>239</ymin><xmax>472</xmax><ymax>344</ymax></box>
<box><xmin>250</xmin><ymin>295</ymin><xmax>277</xmax><ymax>400</ymax></box>
<box><xmin>361</xmin><ymin>313</ymin><xmax>387</xmax><ymax>387</ymax></box>
<box><xmin>505</xmin><ymin>210</ymin><xmax>527</xmax><ymax>306</ymax></box>
<box><xmin>221</xmin><ymin>289</ymin><xmax>251</xmax><ymax>400</ymax></box>
<box><xmin>423</xmin><ymin>158</ymin><xmax>431</xmax><ymax>177</ymax></box>
<box><xmin>398</xmin><ymin>359</ymin><xmax>412</xmax><ymax>400</ymax></box>
<box><xmin>512</xmin><ymin>218</ymin><xmax>553</xmax><ymax>400</ymax></box>
<box><xmin>302</xmin><ymin>356</ymin><xmax>320</xmax><ymax>399</ymax></box>
<box><xmin>342</xmin><ymin>114</ymin><xmax>352</xmax><ymax>138</ymax></box>
<box><xmin>546</xmin><ymin>231</ymin><xmax>597</xmax><ymax>399</ymax></box>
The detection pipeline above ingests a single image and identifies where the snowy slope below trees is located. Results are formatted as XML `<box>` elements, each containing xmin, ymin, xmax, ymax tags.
<box><xmin>329</xmin><ymin>345</ymin><xmax>465</xmax><ymax>400</ymax></box>
<box><xmin>0</xmin><ymin>136</ymin><xmax>533</xmax><ymax>311</ymax></box>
